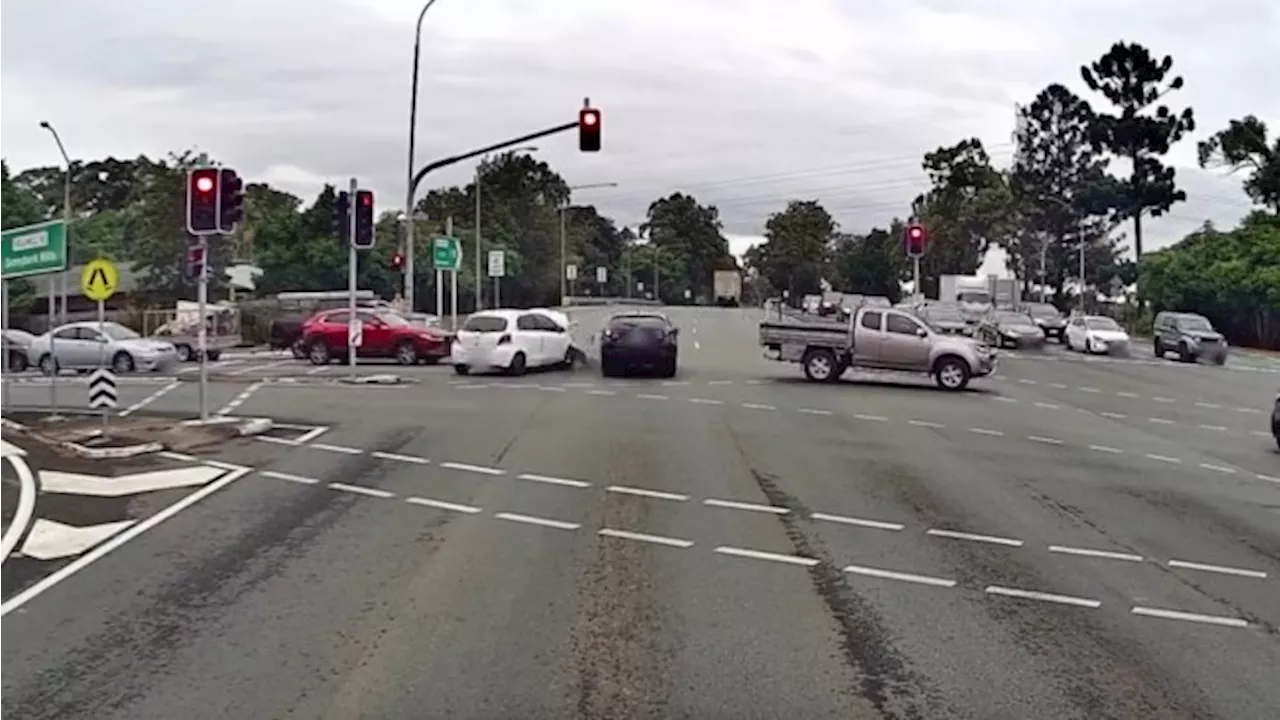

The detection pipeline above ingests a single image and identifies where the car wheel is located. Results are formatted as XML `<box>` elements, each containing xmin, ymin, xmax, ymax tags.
<box><xmin>1153</xmin><ymin>338</ymin><xmax>1164</xmax><ymax>358</ymax></box>
<box><xmin>308</xmin><ymin>342</ymin><xmax>330</xmax><ymax>365</ymax></box>
<box><xmin>291</xmin><ymin>341</ymin><xmax>307</xmax><ymax>360</ymax></box>
<box><xmin>175</xmin><ymin>344</ymin><xmax>193</xmax><ymax>362</ymax></box>
<box><xmin>454</xmin><ymin>364</ymin><xmax>469</xmax><ymax>375</ymax></box>
<box><xmin>802</xmin><ymin>348</ymin><xmax>839</xmax><ymax>383</ymax></box>
<box><xmin>38</xmin><ymin>354</ymin><xmax>57</xmax><ymax>375</ymax></box>
<box><xmin>8</xmin><ymin>352</ymin><xmax>28</xmax><ymax>372</ymax></box>
<box><xmin>1178</xmin><ymin>342</ymin><xmax>1194</xmax><ymax>363</ymax></box>
<box><xmin>395</xmin><ymin>341</ymin><xmax>418</xmax><ymax>365</ymax></box>
<box><xmin>933</xmin><ymin>356</ymin><xmax>971</xmax><ymax>391</ymax></box>
<box><xmin>661</xmin><ymin>357</ymin><xmax>678</xmax><ymax>378</ymax></box>
<box><xmin>506</xmin><ymin>352</ymin><xmax>527</xmax><ymax>377</ymax></box>
<box><xmin>112</xmin><ymin>351</ymin><xmax>135</xmax><ymax>374</ymax></box>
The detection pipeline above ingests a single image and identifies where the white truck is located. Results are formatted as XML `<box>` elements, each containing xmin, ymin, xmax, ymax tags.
<box><xmin>144</xmin><ymin>301</ymin><xmax>241</xmax><ymax>362</ymax></box>
<box><xmin>938</xmin><ymin>274</ymin><xmax>993</xmax><ymax>323</ymax></box>
<box><xmin>713</xmin><ymin>270</ymin><xmax>742</xmax><ymax>307</ymax></box>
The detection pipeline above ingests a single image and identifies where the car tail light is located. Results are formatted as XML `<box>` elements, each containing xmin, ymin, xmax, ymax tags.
<box><xmin>497</xmin><ymin>333</ymin><xmax>512</xmax><ymax>345</ymax></box>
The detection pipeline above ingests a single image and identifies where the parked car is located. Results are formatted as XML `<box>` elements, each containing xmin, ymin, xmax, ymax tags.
<box><xmin>300</xmin><ymin>309</ymin><xmax>451</xmax><ymax>365</ymax></box>
<box><xmin>2</xmin><ymin>329</ymin><xmax>35</xmax><ymax>372</ymax></box>
<box><xmin>600</xmin><ymin>312</ymin><xmax>679</xmax><ymax>377</ymax></box>
<box><xmin>29</xmin><ymin>322</ymin><xmax>178</xmax><ymax>374</ymax></box>
<box><xmin>979</xmin><ymin>310</ymin><xmax>1046</xmax><ymax>349</ymax></box>
<box><xmin>1064</xmin><ymin>315</ymin><xmax>1131</xmax><ymax>355</ymax></box>
<box><xmin>1024</xmin><ymin>302</ymin><xmax>1067</xmax><ymax>342</ymax></box>
<box><xmin>451</xmin><ymin>309</ymin><xmax>574</xmax><ymax>376</ymax></box>
<box><xmin>1153</xmin><ymin>311</ymin><xmax>1228</xmax><ymax>365</ymax></box>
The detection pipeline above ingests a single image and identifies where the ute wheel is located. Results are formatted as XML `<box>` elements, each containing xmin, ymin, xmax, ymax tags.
<box><xmin>802</xmin><ymin>348</ymin><xmax>839</xmax><ymax>383</ymax></box>
<box><xmin>933</xmin><ymin>356</ymin><xmax>971</xmax><ymax>391</ymax></box>
<box><xmin>308</xmin><ymin>342</ymin><xmax>330</xmax><ymax>365</ymax></box>
<box><xmin>506</xmin><ymin>352</ymin><xmax>527</xmax><ymax>377</ymax></box>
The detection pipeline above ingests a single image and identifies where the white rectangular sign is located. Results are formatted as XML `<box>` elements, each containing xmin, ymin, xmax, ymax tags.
<box><xmin>596</xmin><ymin>266</ymin><xmax>607</xmax><ymax>284</ymax></box>
<box><xmin>488</xmin><ymin>250</ymin><xmax>505</xmax><ymax>278</ymax></box>
<box><xmin>566</xmin><ymin>264</ymin><xmax>578</xmax><ymax>281</ymax></box>
<box><xmin>348</xmin><ymin>318</ymin><xmax>363</xmax><ymax>347</ymax></box>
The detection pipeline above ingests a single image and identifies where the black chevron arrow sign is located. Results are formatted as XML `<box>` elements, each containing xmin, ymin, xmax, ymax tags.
<box><xmin>88</xmin><ymin>368</ymin><xmax>118</xmax><ymax>409</ymax></box>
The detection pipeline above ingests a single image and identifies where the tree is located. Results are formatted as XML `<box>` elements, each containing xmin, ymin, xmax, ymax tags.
<box><xmin>2</xmin><ymin>160</ymin><xmax>50</xmax><ymax>314</ymax></box>
<box><xmin>1008</xmin><ymin>84</ymin><xmax>1119</xmax><ymax>306</ymax></box>
<box><xmin>1080</xmin><ymin>42</ymin><xmax>1196</xmax><ymax>275</ymax></box>
<box><xmin>641</xmin><ymin>193</ymin><xmax>732</xmax><ymax>302</ymax></box>
<box><xmin>1197</xmin><ymin>115</ymin><xmax>1280</xmax><ymax>213</ymax></box>
<box><xmin>911</xmin><ymin>139</ymin><xmax>1015</xmax><ymax>299</ymax></box>
<box><xmin>755</xmin><ymin>200</ymin><xmax>837</xmax><ymax>303</ymax></box>
<box><xmin>831</xmin><ymin>225</ymin><xmax>907</xmax><ymax>303</ymax></box>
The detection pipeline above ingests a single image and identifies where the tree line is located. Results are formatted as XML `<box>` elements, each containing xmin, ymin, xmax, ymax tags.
<box><xmin>1</xmin><ymin>151</ymin><xmax>741</xmax><ymax>315</ymax></box>
<box><xmin>742</xmin><ymin>41</ymin><xmax>1279</xmax><ymax>348</ymax></box>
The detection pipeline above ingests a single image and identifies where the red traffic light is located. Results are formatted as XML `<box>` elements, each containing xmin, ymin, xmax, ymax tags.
<box><xmin>187</xmin><ymin>168</ymin><xmax>221</xmax><ymax>234</ymax></box>
<box><xmin>904</xmin><ymin>223</ymin><xmax>928</xmax><ymax>256</ymax></box>
<box><xmin>579</xmin><ymin>108</ymin><xmax>601</xmax><ymax>152</ymax></box>
<box><xmin>195</xmin><ymin>175</ymin><xmax>215</xmax><ymax>194</ymax></box>
<box><xmin>391</xmin><ymin>251</ymin><xmax>404</xmax><ymax>268</ymax></box>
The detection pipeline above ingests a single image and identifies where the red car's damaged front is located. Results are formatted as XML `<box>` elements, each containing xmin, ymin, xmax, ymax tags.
<box><xmin>300</xmin><ymin>309</ymin><xmax>452</xmax><ymax>365</ymax></box>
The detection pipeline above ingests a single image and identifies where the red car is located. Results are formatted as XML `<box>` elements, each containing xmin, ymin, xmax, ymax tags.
<box><xmin>300</xmin><ymin>309</ymin><xmax>451</xmax><ymax>365</ymax></box>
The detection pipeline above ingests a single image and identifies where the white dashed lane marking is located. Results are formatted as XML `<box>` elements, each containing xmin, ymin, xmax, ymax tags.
<box><xmin>714</xmin><ymin>546</ymin><xmax>819</xmax><ymax>567</ymax></box>
<box><xmin>260</xmin><ymin>470</ymin><xmax>319</xmax><ymax>485</ymax></box>
<box><xmin>985</xmin><ymin>585</ymin><xmax>1101</xmax><ymax>608</ymax></box>
<box><xmin>440</xmin><ymin>461</ymin><xmax>506</xmax><ymax>476</ymax></box>
<box><xmin>598</xmin><ymin>528</ymin><xmax>695</xmax><ymax>548</ymax></box>
<box><xmin>372</xmin><ymin>451</ymin><xmax>429</xmax><ymax>464</ymax></box>
<box><xmin>926</xmin><ymin>529</ymin><xmax>1024</xmax><ymax>547</ymax></box>
<box><xmin>1049</xmin><ymin>545</ymin><xmax>1145</xmax><ymax>563</ymax></box>
<box><xmin>1167</xmin><ymin>559</ymin><xmax>1268</xmax><ymax>579</ymax></box>
<box><xmin>494</xmin><ymin>512</ymin><xmax>579</xmax><ymax>531</ymax></box>
<box><xmin>742</xmin><ymin>402</ymin><xmax>777</xmax><ymax>410</ymax></box>
<box><xmin>1131</xmin><ymin>606</ymin><xmax>1249</xmax><ymax>628</ymax></box>
<box><xmin>810</xmin><ymin>513</ymin><xmax>904</xmax><ymax>531</ymax></box>
<box><xmin>606</xmin><ymin>485</ymin><xmax>689</xmax><ymax>502</ymax></box>
<box><xmin>517</xmin><ymin>472</ymin><xmax>592</xmax><ymax>488</ymax></box>
<box><xmin>328</xmin><ymin>482</ymin><xmax>393</xmax><ymax>499</ymax></box>
<box><xmin>703</xmin><ymin>498</ymin><xmax>789</xmax><ymax>515</ymax></box>
<box><xmin>844</xmin><ymin>564</ymin><xmax>957</xmax><ymax>588</ymax></box>
<box><xmin>312</xmin><ymin>443</ymin><xmax>362</xmax><ymax>455</ymax></box>
<box><xmin>405</xmin><ymin>496</ymin><xmax>482</xmax><ymax>514</ymax></box>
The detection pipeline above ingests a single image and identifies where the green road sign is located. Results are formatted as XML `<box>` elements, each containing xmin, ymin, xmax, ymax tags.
<box><xmin>432</xmin><ymin>236</ymin><xmax>462</xmax><ymax>271</ymax></box>
<box><xmin>1</xmin><ymin>220</ymin><xmax>68</xmax><ymax>280</ymax></box>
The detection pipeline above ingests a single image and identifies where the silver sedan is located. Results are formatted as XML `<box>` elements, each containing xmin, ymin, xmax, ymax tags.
<box><xmin>28</xmin><ymin>322</ymin><xmax>178</xmax><ymax>374</ymax></box>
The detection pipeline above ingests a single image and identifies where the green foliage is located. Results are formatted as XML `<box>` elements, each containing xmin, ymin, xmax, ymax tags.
<box><xmin>1139</xmin><ymin>213</ymin><xmax>1280</xmax><ymax>348</ymax></box>
<box><xmin>831</xmin><ymin>226</ymin><xmax>907</xmax><ymax>303</ymax></box>
<box><xmin>911</xmin><ymin>139</ymin><xmax>1013</xmax><ymax>298</ymax></box>
<box><xmin>1197</xmin><ymin>115</ymin><xmax>1280</xmax><ymax>213</ymax></box>
<box><xmin>641</xmin><ymin>193</ymin><xmax>733</xmax><ymax>302</ymax></box>
<box><xmin>748</xmin><ymin>200</ymin><xmax>836</xmax><ymax>301</ymax></box>
<box><xmin>1</xmin><ymin>160</ymin><xmax>48</xmax><ymax>313</ymax></box>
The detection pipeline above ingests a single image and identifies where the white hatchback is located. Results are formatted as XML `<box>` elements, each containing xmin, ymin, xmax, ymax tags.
<box><xmin>452</xmin><ymin>309</ymin><xmax>574</xmax><ymax>376</ymax></box>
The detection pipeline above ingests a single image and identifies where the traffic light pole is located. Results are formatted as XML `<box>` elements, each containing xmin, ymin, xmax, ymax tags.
<box><xmin>197</xmin><ymin>235</ymin><xmax>209</xmax><ymax>420</ymax></box>
<box><xmin>913</xmin><ymin>256</ymin><xmax>922</xmax><ymax>304</ymax></box>
<box><xmin>348</xmin><ymin>177</ymin><xmax>359</xmax><ymax>379</ymax></box>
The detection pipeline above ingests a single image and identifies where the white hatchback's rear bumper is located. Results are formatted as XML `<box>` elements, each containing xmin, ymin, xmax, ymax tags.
<box><xmin>451</xmin><ymin>343</ymin><xmax>519</xmax><ymax>371</ymax></box>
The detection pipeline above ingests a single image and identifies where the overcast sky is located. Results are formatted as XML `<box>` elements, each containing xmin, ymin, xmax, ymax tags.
<box><xmin>3</xmin><ymin>0</ymin><xmax>1275</xmax><ymax>275</ymax></box>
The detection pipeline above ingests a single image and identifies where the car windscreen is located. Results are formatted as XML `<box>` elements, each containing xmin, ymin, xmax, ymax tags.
<box><xmin>924</xmin><ymin>307</ymin><xmax>964</xmax><ymax>323</ymax></box>
<box><xmin>610</xmin><ymin>316</ymin><xmax>666</xmax><ymax>331</ymax></box>
<box><xmin>1175</xmin><ymin>316</ymin><xmax>1213</xmax><ymax>331</ymax></box>
<box><xmin>102</xmin><ymin>324</ymin><xmax>141</xmax><ymax>340</ymax></box>
<box><xmin>462</xmin><ymin>315</ymin><xmax>508</xmax><ymax>332</ymax></box>
<box><xmin>375</xmin><ymin>312</ymin><xmax>410</xmax><ymax>326</ymax></box>
<box><xmin>1026</xmin><ymin>304</ymin><xmax>1059</xmax><ymax>318</ymax></box>
<box><xmin>958</xmin><ymin>291</ymin><xmax>990</xmax><ymax>304</ymax></box>
<box><xmin>996</xmin><ymin>312</ymin><xmax>1032</xmax><ymax>324</ymax></box>
<box><xmin>1085</xmin><ymin>317</ymin><xmax>1121</xmax><ymax>331</ymax></box>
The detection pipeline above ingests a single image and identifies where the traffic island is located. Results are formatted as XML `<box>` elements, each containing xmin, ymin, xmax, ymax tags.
<box><xmin>1</xmin><ymin>411</ymin><xmax>273</xmax><ymax>459</ymax></box>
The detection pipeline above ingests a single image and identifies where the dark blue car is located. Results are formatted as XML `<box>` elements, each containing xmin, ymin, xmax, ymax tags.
<box><xmin>600</xmin><ymin>313</ymin><xmax>679</xmax><ymax>378</ymax></box>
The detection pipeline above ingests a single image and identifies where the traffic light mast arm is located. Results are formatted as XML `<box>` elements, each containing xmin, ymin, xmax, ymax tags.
<box><xmin>410</xmin><ymin>121</ymin><xmax>577</xmax><ymax>199</ymax></box>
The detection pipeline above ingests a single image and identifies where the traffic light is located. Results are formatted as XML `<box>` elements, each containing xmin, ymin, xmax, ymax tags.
<box><xmin>218</xmin><ymin>169</ymin><xmax>244</xmax><ymax>233</ymax></box>
<box><xmin>904</xmin><ymin>223</ymin><xmax>927</xmax><ymax>257</ymax></box>
<box><xmin>334</xmin><ymin>191</ymin><xmax>351</xmax><ymax>245</ymax></box>
<box><xmin>353</xmin><ymin>190</ymin><xmax>375</xmax><ymax>248</ymax></box>
<box><xmin>578</xmin><ymin>108</ymin><xmax>601</xmax><ymax>152</ymax></box>
<box><xmin>185</xmin><ymin>245</ymin><xmax>206</xmax><ymax>281</ymax></box>
<box><xmin>186</xmin><ymin>168</ymin><xmax>220</xmax><ymax>234</ymax></box>
<box><xmin>391</xmin><ymin>250</ymin><xmax>404</xmax><ymax>270</ymax></box>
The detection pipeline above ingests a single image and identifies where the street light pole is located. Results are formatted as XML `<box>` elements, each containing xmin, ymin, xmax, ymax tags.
<box><xmin>403</xmin><ymin>0</ymin><xmax>442</xmax><ymax>313</ymax></box>
<box><xmin>561</xmin><ymin>182</ymin><xmax>618</xmax><ymax>305</ymax></box>
<box><xmin>39</xmin><ymin>121</ymin><xmax>71</xmax><ymax>324</ymax></box>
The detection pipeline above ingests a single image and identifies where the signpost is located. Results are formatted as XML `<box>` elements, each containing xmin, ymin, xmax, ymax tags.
<box><xmin>596</xmin><ymin>266</ymin><xmax>607</xmax><ymax>285</ymax></box>
<box><xmin>81</xmin><ymin>258</ymin><xmax>119</xmax><ymax>430</ymax></box>
<box><xmin>433</xmin><ymin>230</ymin><xmax>462</xmax><ymax>329</ymax></box>
<box><xmin>2</xmin><ymin>220</ymin><xmax>70</xmax><ymax>419</ymax></box>
<box><xmin>488</xmin><ymin>250</ymin><xmax>505</xmax><ymax>308</ymax></box>
<box><xmin>566</xmin><ymin>263</ymin><xmax>578</xmax><ymax>298</ymax></box>
<box><xmin>348</xmin><ymin>317</ymin><xmax>363</xmax><ymax>348</ymax></box>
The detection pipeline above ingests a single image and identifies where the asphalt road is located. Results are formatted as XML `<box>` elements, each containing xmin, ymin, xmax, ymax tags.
<box><xmin>2</xmin><ymin>305</ymin><xmax>1278</xmax><ymax>719</ymax></box>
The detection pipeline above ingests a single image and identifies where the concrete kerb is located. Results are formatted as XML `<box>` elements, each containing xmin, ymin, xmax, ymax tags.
<box><xmin>1</xmin><ymin>412</ymin><xmax>273</xmax><ymax>459</ymax></box>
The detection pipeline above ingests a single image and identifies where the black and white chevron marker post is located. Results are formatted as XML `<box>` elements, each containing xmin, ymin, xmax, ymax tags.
<box><xmin>88</xmin><ymin>368</ymin><xmax>118</xmax><ymax>429</ymax></box>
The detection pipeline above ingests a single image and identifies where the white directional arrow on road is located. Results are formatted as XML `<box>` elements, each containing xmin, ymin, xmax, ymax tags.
<box><xmin>39</xmin><ymin>466</ymin><xmax>226</xmax><ymax>497</ymax></box>
<box><xmin>1</xmin><ymin>439</ymin><xmax>28</xmax><ymax>458</ymax></box>
<box><xmin>17</xmin><ymin>518</ymin><xmax>137</xmax><ymax>560</ymax></box>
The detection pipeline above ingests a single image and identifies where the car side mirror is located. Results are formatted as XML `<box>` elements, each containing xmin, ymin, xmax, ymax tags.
<box><xmin>916</xmin><ymin>328</ymin><xmax>928</xmax><ymax>338</ymax></box>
